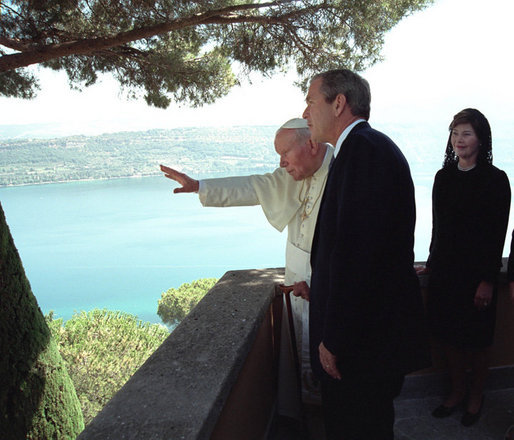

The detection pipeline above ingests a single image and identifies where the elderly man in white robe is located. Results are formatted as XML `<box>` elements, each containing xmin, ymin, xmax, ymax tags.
<box><xmin>160</xmin><ymin>118</ymin><xmax>332</xmax><ymax>422</ymax></box>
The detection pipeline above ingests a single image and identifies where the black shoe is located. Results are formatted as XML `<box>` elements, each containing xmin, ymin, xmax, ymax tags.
<box><xmin>461</xmin><ymin>397</ymin><xmax>484</xmax><ymax>427</ymax></box>
<box><xmin>432</xmin><ymin>404</ymin><xmax>457</xmax><ymax>418</ymax></box>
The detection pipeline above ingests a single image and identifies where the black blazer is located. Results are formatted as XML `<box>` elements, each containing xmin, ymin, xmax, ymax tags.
<box><xmin>309</xmin><ymin>121</ymin><xmax>429</xmax><ymax>379</ymax></box>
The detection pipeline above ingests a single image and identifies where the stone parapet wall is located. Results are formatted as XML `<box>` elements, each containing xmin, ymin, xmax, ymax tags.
<box><xmin>78</xmin><ymin>268</ymin><xmax>284</xmax><ymax>440</ymax></box>
<box><xmin>78</xmin><ymin>262</ymin><xmax>514</xmax><ymax>437</ymax></box>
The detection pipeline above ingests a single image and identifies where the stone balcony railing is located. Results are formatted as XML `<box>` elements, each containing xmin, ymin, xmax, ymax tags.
<box><xmin>78</xmin><ymin>262</ymin><xmax>514</xmax><ymax>440</ymax></box>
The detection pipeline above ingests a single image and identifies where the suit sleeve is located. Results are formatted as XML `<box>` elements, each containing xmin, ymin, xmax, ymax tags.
<box><xmin>477</xmin><ymin>170</ymin><xmax>511</xmax><ymax>282</ymax></box>
<box><xmin>425</xmin><ymin>170</ymin><xmax>444</xmax><ymax>269</ymax></box>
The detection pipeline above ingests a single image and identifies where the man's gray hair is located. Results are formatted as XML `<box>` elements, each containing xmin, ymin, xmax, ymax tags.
<box><xmin>312</xmin><ymin>70</ymin><xmax>371</xmax><ymax>120</ymax></box>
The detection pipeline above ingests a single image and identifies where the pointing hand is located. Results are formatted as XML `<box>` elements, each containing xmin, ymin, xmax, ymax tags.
<box><xmin>160</xmin><ymin>164</ymin><xmax>199</xmax><ymax>193</ymax></box>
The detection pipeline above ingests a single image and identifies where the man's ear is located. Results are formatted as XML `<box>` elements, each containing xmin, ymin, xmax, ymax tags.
<box><xmin>308</xmin><ymin>138</ymin><xmax>320</xmax><ymax>156</ymax></box>
<box><xmin>333</xmin><ymin>94</ymin><xmax>346</xmax><ymax>117</ymax></box>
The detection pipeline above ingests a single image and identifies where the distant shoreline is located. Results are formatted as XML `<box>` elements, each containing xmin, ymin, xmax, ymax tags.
<box><xmin>0</xmin><ymin>166</ymin><xmax>278</xmax><ymax>189</ymax></box>
<box><xmin>0</xmin><ymin>125</ymin><xmax>279</xmax><ymax>188</ymax></box>
<box><xmin>0</xmin><ymin>172</ymin><xmax>160</xmax><ymax>189</ymax></box>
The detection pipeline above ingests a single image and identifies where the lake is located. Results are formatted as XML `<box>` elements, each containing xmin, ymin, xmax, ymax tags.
<box><xmin>0</xmin><ymin>176</ymin><xmax>289</xmax><ymax>323</ymax></box>
<box><xmin>1</xmin><ymin>163</ymin><xmax>513</xmax><ymax>325</ymax></box>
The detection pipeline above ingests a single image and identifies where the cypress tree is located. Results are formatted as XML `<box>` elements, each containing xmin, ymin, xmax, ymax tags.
<box><xmin>0</xmin><ymin>202</ymin><xmax>84</xmax><ymax>439</ymax></box>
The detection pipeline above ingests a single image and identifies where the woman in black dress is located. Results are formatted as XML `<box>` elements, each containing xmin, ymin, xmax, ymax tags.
<box><xmin>423</xmin><ymin>109</ymin><xmax>511</xmax><ymax>426</ymax></box>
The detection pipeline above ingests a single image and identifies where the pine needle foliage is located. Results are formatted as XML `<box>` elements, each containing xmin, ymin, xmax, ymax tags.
<box><xmin>46</xmin><ymin>309</ymin><xmax>169</xmax><ymax>426</ymax></box>
<box><xmin>157</xmin><ymin>278</ymin><xmax>218</xmax><ymax>326</ymax></box>
<box><xmin>0</xmin><ymin>0</ymin><xmax>433</xmax><ymax>106</ymax></box>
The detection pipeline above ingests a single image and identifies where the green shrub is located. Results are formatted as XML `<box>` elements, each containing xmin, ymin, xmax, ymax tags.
<box><xmin>157</xmin><ymin>278</ymin><xmax>218</xmax><ymax>326</ymax></box>
<box><xmin>47</xmin><ymin>309</ymin><xmax>169</xmax><ymax>425</ymax></box>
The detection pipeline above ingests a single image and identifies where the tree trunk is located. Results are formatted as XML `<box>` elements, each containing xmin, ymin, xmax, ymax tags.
<box><xmin>0</xmin><ymin>202</ymin><xmax>84</xmax><ymax>439</ymax></box>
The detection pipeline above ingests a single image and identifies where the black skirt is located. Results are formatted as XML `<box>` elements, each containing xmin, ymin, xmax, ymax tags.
<box><xmin>427</xmin><ymin>273</ymin><xmax>497</xmax><ymax>349</ymax></box>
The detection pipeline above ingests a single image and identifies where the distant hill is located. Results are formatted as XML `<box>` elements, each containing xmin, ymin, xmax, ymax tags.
<box><xmin>0</xmin><ymin>126</ymin><xmax>279</xmax><ymax>186</ymax></box>
<box><xmin>2</xmin><ymin>122</ymin><xmax>513</xmax><ymax>187</ymax></box>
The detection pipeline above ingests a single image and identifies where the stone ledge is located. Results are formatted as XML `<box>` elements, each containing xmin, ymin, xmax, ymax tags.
<box><xmin>78</xmin><ymin>268</ymin><xmax>284</xmax><ymax>440</ymax></box>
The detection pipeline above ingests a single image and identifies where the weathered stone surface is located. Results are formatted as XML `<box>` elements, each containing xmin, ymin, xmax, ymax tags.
<box><xmin>78</xmin><ymin>268</ymin><xmax>284</xmax><ymax>440</ymax></box>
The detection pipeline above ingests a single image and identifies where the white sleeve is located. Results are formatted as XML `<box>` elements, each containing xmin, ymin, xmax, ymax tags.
<box><xmin>199</xmin><ymin>176</ymin><xmax>259</xmax><ymax>207</ymax></box>
<box><xmin>198</xmin><ymin>168</ymin><xmax>302</xmax><ymax>232</ymax></box>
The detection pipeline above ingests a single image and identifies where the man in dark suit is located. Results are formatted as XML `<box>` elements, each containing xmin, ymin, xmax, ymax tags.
<box><xmin>302</xmin><ymin>69</ymin><xmax>429</xmax><ymax>440</ymax></box>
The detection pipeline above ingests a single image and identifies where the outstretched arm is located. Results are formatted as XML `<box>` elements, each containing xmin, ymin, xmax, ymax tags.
<box><xmin>160</xmin><ymin>164</ymin><xmax>199</xmax><ymax>193</ymax></box>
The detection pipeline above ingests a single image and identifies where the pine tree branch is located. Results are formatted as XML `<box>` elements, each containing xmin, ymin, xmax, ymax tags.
<box><xmin>0</xmin><ymin>2</ymin><xmax>318</xmax><ymax>72</ymax></box>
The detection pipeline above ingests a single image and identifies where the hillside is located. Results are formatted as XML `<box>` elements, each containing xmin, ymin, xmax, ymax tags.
<box><xmin>3</xmin><ymin>122</ymin><xmax>514</xmax><ymax>188</ymax></box>
<box><xmin>0</xmin><ymin>126</ymin><xmax>278</xmax><ymax>186</ymax></box>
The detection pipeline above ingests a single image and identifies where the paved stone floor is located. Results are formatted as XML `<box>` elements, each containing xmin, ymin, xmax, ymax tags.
<box><xmin>269</xmin><ymin>387</ymin><xmax>514</xmax><ymax>440</ymax></box>
<box><xmin>395</xmin><ymin>388</ymin><xmax>514</xmax><ymax>440</ymax></box>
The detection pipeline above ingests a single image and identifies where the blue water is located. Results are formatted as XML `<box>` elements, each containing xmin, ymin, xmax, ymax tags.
<box><xmin>0</xmin><ymin>176</ymin><xmax>286</xmax><ymax>323</ymax></box>
<box><xmin>2</xmin><ymin>166</ymin><xmax>513</xmax><ymax>325</ymax></box>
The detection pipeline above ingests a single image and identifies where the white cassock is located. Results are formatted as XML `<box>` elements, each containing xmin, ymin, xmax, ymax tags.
<box><xmin>198</xmin><ymin>147</ymin><xmax>333</xmax><ymax>418</ymax></box>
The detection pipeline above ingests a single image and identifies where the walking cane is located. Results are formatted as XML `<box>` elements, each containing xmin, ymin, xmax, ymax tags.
<box><xmin>277</xmin><ymin>284</ymin><xmax>302</xmax><ymax>393</ymax></box>
<box><xmin>277</xmin><ymin>284</ymin><xmax>310</xmax><ymax>440</ymax></box>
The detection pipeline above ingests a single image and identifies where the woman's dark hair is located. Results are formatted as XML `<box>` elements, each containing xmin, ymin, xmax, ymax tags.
<box><xmin>443</xmin><ymin>108</ymin><xmax>493</xmax><ymax>168</ymax></box>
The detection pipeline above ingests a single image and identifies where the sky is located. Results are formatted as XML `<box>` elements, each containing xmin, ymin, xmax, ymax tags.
<box><xmin>1</xmin><ymin>0</ymin><xmax>514</xmax><ymax>138</ymax></box>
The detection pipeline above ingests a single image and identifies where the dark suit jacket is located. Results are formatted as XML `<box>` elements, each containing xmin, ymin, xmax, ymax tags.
<box><xmin>309</xmin><ymin>121</ymin><xmax>429</xmax><ymax>380</ymax></box>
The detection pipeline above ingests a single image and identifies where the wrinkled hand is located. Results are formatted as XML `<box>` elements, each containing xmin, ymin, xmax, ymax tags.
<box><xmin>414</xmin><ymin>265</ymin><xmax>429</xmax><ymax>275</ymax></box>
<box><xmin>160</xmin><ymin>164</ymin><xmax>199</xmax><ymax>193</ymax></box>
<box><xmin>319</xmin><ymin>342</ymin><xmax>341</xmax><ymax>380</ymax></box>
<box><xmin>474</xmin><ymin>281</ymin><xmax>493</xmax><ymax>310</ymax></box>
<box><xmin>292</xmin><ymin>281</ymin><xmax>310</xmax><ymax>301</ymax></box>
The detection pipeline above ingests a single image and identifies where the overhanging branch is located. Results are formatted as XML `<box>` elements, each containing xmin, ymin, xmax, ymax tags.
<box><xmin>0</xmin><ymin>1</ymin><xmax>322</xmax><ymax>73</ymax></box>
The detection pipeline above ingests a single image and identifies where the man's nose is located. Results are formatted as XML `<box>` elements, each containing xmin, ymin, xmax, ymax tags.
<box><xmin>280</xmin><ymin>157</ymin><xmax>287</xmax><ymax>167</ymax></box>
<box><xmin>302</xmin><ymin>107</ymin><xmax>309</xmax><ymax>119</ymax></box>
